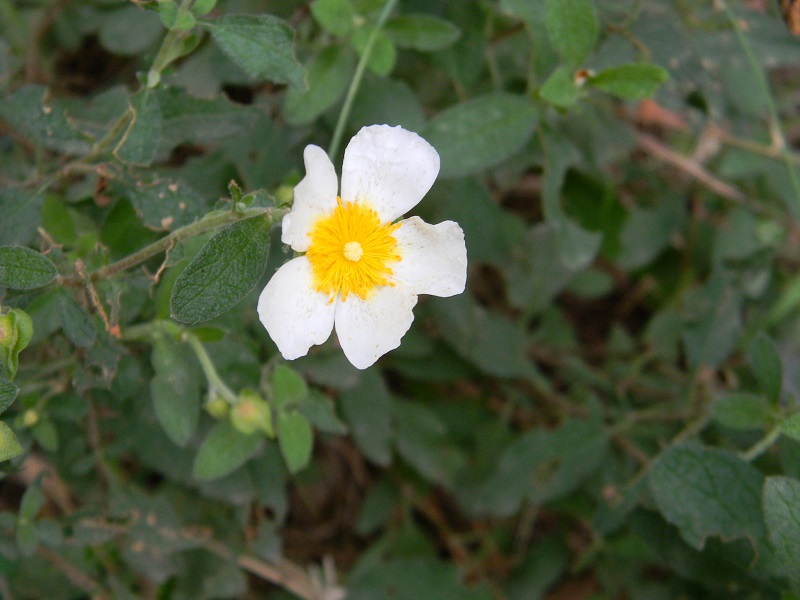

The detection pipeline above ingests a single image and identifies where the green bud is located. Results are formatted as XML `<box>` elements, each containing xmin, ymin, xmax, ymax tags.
<box><xmin>0</xmin><ymin>308</ymin><xmax>33</xmax><ymax>381</ymax></box>
<box><xmin>230</xmin><ymin>390</ymin><xmax>274</xmax><ymax>437</ymax></box>
<box><xmin>275</xmin><ymin>184</ymin><xmax>294</xmax><ymax>207</ymax></box>
<box><xmin>206</xmin><ymin>396</ymin><xmax>229</xmax><ymax>419</ymax></box>
<box><xmin>22</xmin><ymin>409</ymin><xmax>39</xmax><ymax>428</ymax></box>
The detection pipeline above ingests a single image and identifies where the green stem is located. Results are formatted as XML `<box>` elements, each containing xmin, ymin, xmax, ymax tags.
<box><xmin>327</xmin><ymin>0</ymin><xmax>399</xmax><ymax>161</ymax></box>
<box><xmin>741</xmin><ymin>425</ymin><xmax>782</xmax><ymax>462</ymax></box>
<box><xmin>147</xmin><ymin>0</ymin><xmax>196</xmax><ymax>88</ymax></box>
<box><xmin>186</xmin><ymin>333</ymin><xmax>238</xmax><ymax>404</ymax></box>
<box><xmin>720</xmin><ymin>0</ymin><xmax>800</xmax><ymax>218</ymax></box>
<box><xmin>59</xmin><ymin>206</ymin><xmax>285</xmax><ymax>285</ymax></box>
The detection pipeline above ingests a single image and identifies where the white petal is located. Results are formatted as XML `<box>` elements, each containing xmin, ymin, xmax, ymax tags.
<box><xmin>340</xmin><ymin>125</ymin><xmax>440</xmax><ymax>223</ymax></box>
<box><xmin>282</xmin><ymin>145</ymin><xmax>339</xmax><ymax>252</ymax></box>
<box><xmin>258</xmin><ymin>257</ymin><xmax>335</xmax><ymax>360</ymax></box>
<box><xmin>334</xmin><ymin>286</ymin><xmax>418</xmax><ymax>369</ymax></box>
<box><xmin>392</xmin><ymin>217</ymin><xmax>467</xmax><ymax>297</ymax></box>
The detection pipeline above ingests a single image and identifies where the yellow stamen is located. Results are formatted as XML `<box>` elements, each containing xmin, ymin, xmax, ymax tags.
<box><xmin>307</xmin><ymin>198</ymin><xmax>401</xmax><ymax>301</ymax></box>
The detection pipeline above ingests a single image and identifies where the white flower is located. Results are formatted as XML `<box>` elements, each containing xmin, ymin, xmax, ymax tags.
<box><xmin>258</xmin><ymin>125</ymin><xmax>467</xmax><ymax>370</ymax></box>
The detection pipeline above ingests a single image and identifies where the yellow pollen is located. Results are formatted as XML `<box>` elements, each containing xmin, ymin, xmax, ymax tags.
<box><xmin>307</xmin><ymin>198</ymin><xmax>401</xmax><ymax>301</ymax></box>
<box><xmin>343</xmin><ymin>241</ymin><xmax>363</xmax><ymax>262</ymax></box>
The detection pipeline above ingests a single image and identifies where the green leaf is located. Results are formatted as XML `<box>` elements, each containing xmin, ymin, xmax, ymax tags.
<box><xmin>0</xmin><ymin>377</ymin><xmax>19</xmax><ymax>415</ymax></box>
<box><xmin>781</xmin><ymin>412</ymin><xmax>800</xmax><ymax>441</ymax></box>
<box><xmin>277</xmin><ymin>410</ymin><xmax>313</xmax><ymax>474</ymax></box>
<box><xmin>206</xmin><ymin>15</ymin><xmax>305</xmax><ymax>88</ymax></box>
<box><xmin>170</xmin><ymin>214</ymin><xmax>272</xmax><ymax>324</ymax></box>
<box><xmin>115</xmin><ymin>89</ymin><xmax>162</xmax><ymax>166</ymax></box>
<box><xmin>284</xmin><ymin>45</ymin><xmax>354</xmax><ymax>125</ymax></box>
<box><xmin>0</xmin><ymin>246</ymin><xmax>57</xmax><ymax>290</ymax></box>
<box><xmin>748</xmin><ymin>332</ymin><xmax>782</xmax><ymax>404</ymax></box>
<box><xmin>384</xmin><ymin>14</ymin><xmax>461</xmax><ymax>51</ymax></box>
<box><xmin>539</xmin><ymin>66</ymin><xmax>579</xmax><ymax>108</ymax></box>
<box><xmin>712</xmin><ymin>393</ymin><xmax>773</xmax><ymax>430</ymax></box>
<box><xmin>0</xmin><ymin>420</ymin><xmax>22</xmax><ymax>462</ymax></box>
<box><xmin>15</xmin><ymin>521</ymin><xmax>37</xmax><ymax>557</ymax></box>
<box><xmin>0</xmin><ymin>309</ymin><xmax>34</xmax><ymax>380</ymax></box>
<box><xmin>57</xmin><ymin>291</ymin><xmax>96</xmax><ymax>349</ymax></box>
<box><xmin>588</xmin><ymin>63</ymin><xmax>669</xmax><ymax>100</ymax></box>
<box><xmin>339</xmin><ymin>370</ymin><xmax>392</xmax><ymax>466</ymax></box>
<box><xmin>19</xmin><ymin>478</ymin><xmax>44</xmax><ymax>520</ymax></box>
<box><xmin>297</xmin><ymin>391</ymin><xmax>348</xmax><ymax>435</ymax></box>
<box><xmin>99</xmin><ymin>5</ymin><xmax>163</xmax><ymax>56</ymax></box>
<box><xmin>311</xmin><ymin>0</ymin><xmax>356</xmax><ymax>36</ymax></box>
<box><xmin>0</xmin><ymin>189</ymin><xmax>43</xmax><ymax>246</ymax></box>
<box><xmin>270</xmin><ymin>364</ymin><xmax>309</xmax><ymax>409</ymax></box>
<box><xmin>192</xmin><ymin>0</ymin><xmax>217</xmax><ymax>17</ymax></box>
<box><xmin>763</xmin><ymin>476</ymin><xmax>800</xmax><ymax>583</ymax></box>
<box><xmin>648</xmin><ymin>442</ymin><xmax>766</xmax><ymax>550</ymax></box>
<box><xmin>545</xmin><ymin>0</ymin><xmax>598</xmax><ymax>66</ymax></box>
<box><xmin>351</xmin><ymin>26</ymin><xmax>397</xmax><ymax>76</ymax></box>
<box><xmin>0</xmin><ymin>85</ymin><xmax>90</xmax><ymax>155</ymax></box>
<box><xmin>422</xmin><ymin>93</ymin><xmax>538</xmax><ymax>178</ymax></box>
<box><xmin>150</xmin><ymin>337</ymin><xmax>201</xmax><ymax>447</ymax></box>
<box><xmin>119</xmin><ymin>176</ymin><xmax>207</xmax><ymax>231</ymax></box>
<box><xmin>192</xmin><ymin>420</ymin><xmax>262</xmax><ymax>481</ymax></box>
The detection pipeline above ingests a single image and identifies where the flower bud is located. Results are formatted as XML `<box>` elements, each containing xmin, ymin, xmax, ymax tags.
<box><xmin>230</xmin><ymin>390</ymin><xmax>273</xmax><ymax>437</ymax></box>
<box><xmin>22</xmin><ymin>409</ymin><xmax>39</xmax><ymax>428</ymax></box>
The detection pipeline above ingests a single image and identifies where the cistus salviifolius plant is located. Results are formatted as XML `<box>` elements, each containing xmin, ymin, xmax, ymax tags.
<box><xmin>2</xmin><ymin>0</ymin><xmax>800</xmax><ymax>598</ymax></box>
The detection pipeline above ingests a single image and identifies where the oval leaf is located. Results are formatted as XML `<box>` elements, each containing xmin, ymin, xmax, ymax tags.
<box><xmin>648</xmin><ymin>442</ymin><xmax>765</xmax><ymax>550</ymax></box>
<box><xmin>748</xmin><ymin>332</ymin><xmax>782</xmax><ymax>404</ymax></box>
<box><xmin>170</xmin><ymin>215</ymin><xmax>272</xmax><ymax>324</ymax></box>
<box><xmin>192</xmin><ymin>421</ymin><xmax>262</xmax><ymax>481</ymax></box>
<box><xmin>711</xmin><ymin>392</ymin><xmax>773</xmax><ymax>430</ymax></box>
<box><xmin>0</xmin><ymin>420</ymin><xmax>22</xmax><ymax>462</ymax></box>
<box><xmin>545</xmin><ymin>0</ymin><xmax>598</xmax><ymax>67</ymax></box>
<box><xmin>150</xmin><ymin>337</ymin><xmax>201</xmax><ymax>447</ymax></box>
<box><xmin>423</xmin><ymin>93</ymin><xmax>538</xmax><ymax>178</ymax></box>
<box><xmin>0</xmin><ymin>378</ymin><xmax>19</xmax><ymax>415</ymax></box>
<box><xmin>0</xmin><ymin>246</ymin><xmax>57</xmax><ymax>290</ymax></box>
<box><xmin>763</xmin><ymin>476</ymin><xmax>800</xmax><ymax>583</ymax></box>
<box><xmin>277</xmin><ymin>410</ymin><xmax>313</xmax><ymax>474</ymax></box>
<box><xmin>384</xmin><ymin>14</ymin><xmax>461</xmax><ymax>51</ymax></box>
<box><xmin>284</xmin><ymin>45</ymin><xmax>354</xmax><ymax>126</ymax></box>
<box><xmin>206</xmin><ymin>15</ymin><xmax>305</xmax><ymax>88</ymax></box>
<box><xmin>588</xmin><ymin>63</ymin><xmax>669</xmax><ymax>100</ymax></box>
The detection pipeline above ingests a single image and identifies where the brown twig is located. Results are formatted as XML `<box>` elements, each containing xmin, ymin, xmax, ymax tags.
<box><xmin>38</xmin><ymin>546</ymin><xmax>111</xmax><ymax>599</ymax></box>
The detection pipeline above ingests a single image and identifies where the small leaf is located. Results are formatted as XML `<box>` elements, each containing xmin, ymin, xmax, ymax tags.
<box><xmin>351</xmin><ymin>26</ymin><xmax>396</xmax><ymax>76</ymax></box>
<box><xmin>712</xmin><ymin>393</ymin><xmax>773</xmax><ymax>430</ymax></box>
<box><xmin>150</xmin><ymin>337</ymin><xmax>201</xmax><ymax>447</ymax></box>
<box><xmin>763</xmin><ymin>476</ymin><xmax>800</xmax><ymax>584</ymax></box>
<box><xmin>19</xmin><ymin>478</ymin><xmax>45</xmax><ymax>520</ymax></box>
<box><xmin>15</xmin><ymin>521</ymin><xmax>37</xmax><ymax>557</ymax></box>
<box><xmin>206</xmin><ymin>15</ymin><xmax>305</xmax><ymax>88</ymax></box>
<box><xmin>781</xmin><ymin>412</ymin><xmax>800</xmax><ymax>441</ymax></box>
<box><xmin>170</xmin><ymin>214</ymin><xmax>272</xmax><ymax>324</ymax></box>
<box><xmin>0</xmin><ymin>378</ymin><xmax>19</xmax><ymax>415</ymax></box>
<box><xmin>339</xmin><ymin>369</ymin><xmax>392</xmax><ymax>466</ymax></box>
<box><xmin>748</xmin><ymin>332</ymin><xmax>782</xmax><ymax>404</ymax></box>
<box><xmin>588</xmin><ymin>63</ymin><xmax>669</xmax><ymax>100</ymax></box>
<box><xmin>192</xmin><ymin>420</ymin><xmax>262</xmax><ymax>481</ymax></box>
<box><xmin>270</xmin><ymin>365</ymin><xmax>308</xmax><ymax>409</ymax></box>
<box><xmin>0</xmin><ymin>246</ymin><xmax>57</xmax><ymax>290</ymax></box>
<box><xmin>0</xmin><ymin>420</ymin><xmax>22</xmax><ymax>462</ymax></box>
<box><xmin>57</xmin><ymin>291</ymin><xmax>96</xmax><ymax>349</ymax></box>
<box><xmin>115</xmin><ymin>89</ymin><xmax>162</xmax><ymax>166</ymax></box>
<box><xmin>192</xmin><ymin>0</ymin><xmax>217</xmax><ymax>17</ymax></box>
<box><xmin>297</xmin><ymin>391</ymin><xmax>348</xmax><ymax>435</ymax></box>
<box><xmin>0</xmin><ymin>189</ymin><xmax>44</xmax><ymax>246</ymax></box>
<box><xmin>277</xmin><ymin>410</ymin><xmax>313</xmax><ymax>474</ymax></box>
<box><xmin>423</xmin><ymin>93</ymin><xmax>538</xmax><ymax>178</ymax></box>
<box><xmin>648</xmin><ymin>442</ymin><xmax>765</xmax><ymax>550</ymax></box>
<box><xmin>539</xmin><ymin>66</ymin><xmax>579</xmax><ymax>108</ymax></box>
<box><xmin>284</xmin><ymin>45</ymin><xmax>354</xmax><ymax>126</ymax></box>
<box><xmin>384</xmin><ymin>14</ymin><xmax>461</xmax><ymax>51</ymax></box>
<box><xmin>311</xmin><ymin>0</ymin><xmax>356</xmax><ymax>36</ymax></box>
<box><xmin>545</xmin><ymin>0</ymin><xmax>598</xmax><ymax>66</ymax></box>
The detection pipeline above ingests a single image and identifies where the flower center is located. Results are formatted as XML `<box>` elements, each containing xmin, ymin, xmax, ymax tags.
<box><xmin>307</xmin><ymin>198</ymin><xmax>401</xmax><ymax>301</ymax></box>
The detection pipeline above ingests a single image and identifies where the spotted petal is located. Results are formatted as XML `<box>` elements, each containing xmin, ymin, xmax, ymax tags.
<box><xmin>334</xmin><ymin>286</ymin><xmax>418</xmax><ymax>369</ymax></box>
<box><xmin>258</xmin><ymin>257</ymin><xmax>335</xmax><ymax>360</ymax></box>
<box><xmin>340</xmin><ymin>125</ymin><xmax>440</xmax><ymax>224</ymax></box>
<box><xmin>282</xmin><ymin>145</ymin><xmax>338</xmax><ymax>252</ymax></box>
<box><xmin>392</xmin><ymin>217</ymin><xmax>467</xmax><ymax>297</ymax></box>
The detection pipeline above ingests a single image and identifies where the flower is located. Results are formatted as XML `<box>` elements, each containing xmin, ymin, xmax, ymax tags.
<box><xmin>258</xmin><ymin>125</ymin><xmax>467</xmax><ymax>370</ymax></box>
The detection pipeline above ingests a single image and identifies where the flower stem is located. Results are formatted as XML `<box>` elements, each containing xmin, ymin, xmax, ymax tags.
<box><xmin>719</xmin><ymin>0</ymin><xmax>800</xmax><ymax>217</ymax></box>
<box><xmin>327</xmin><ymin>0</ymin><xmax>400</xmax><ymax>161</ymax></box>
<box><xmin>186</xmin><ymin>333</ymin><xmax>238</xmax><ymax>404</ymax></box>
<box><xmin>741</xmin><ymin>425</ymin><xmax>782</xmax><ymax>462</ymax></box>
